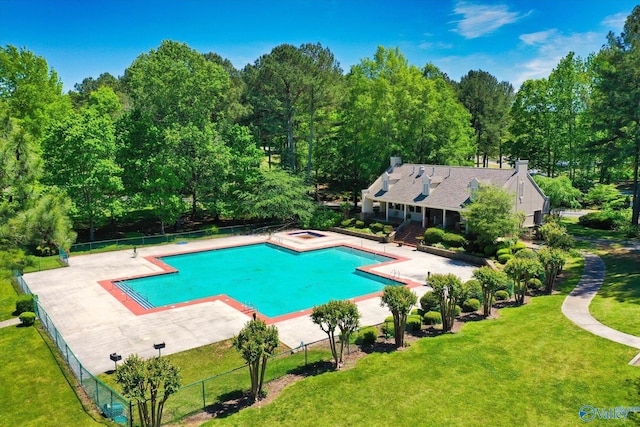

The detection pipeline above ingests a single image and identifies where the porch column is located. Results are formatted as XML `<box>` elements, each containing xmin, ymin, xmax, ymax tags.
<box><xmin>385</xmin><ymin>202</ymin><xmax>389</xmax><ymax>222</ymax></box>
<box><xmin>422</xmin><ymin>208</ymin><xmax>426</xmax><ymax>228</ymax></box>
<box><xmin>442</xmin><ymin>209</ymin><xmax>447</xmax><ymax>229</ymax></box>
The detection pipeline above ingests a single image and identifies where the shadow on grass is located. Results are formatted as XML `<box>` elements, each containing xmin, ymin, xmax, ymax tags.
<box><xmin>200</xmin><ymin>390</ymin><xmax>249</xmax><ymax>419</ymax></box>
<box><xmin>597</xmin><ymin>251</ymin><xmax>640</xmax><ymax>304</ymax></box>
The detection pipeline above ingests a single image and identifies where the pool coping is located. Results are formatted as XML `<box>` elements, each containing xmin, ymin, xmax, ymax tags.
<box><xmin>97</xmin><ymin>240</ymin><xmax>423</xmax><ymax>324</ymax></box>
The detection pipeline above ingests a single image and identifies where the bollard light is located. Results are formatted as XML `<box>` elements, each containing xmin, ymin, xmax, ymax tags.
<box><xmin>153</xmin><ymin>342</ymin><xmax>166</xmax><ymax>357</ymax></box>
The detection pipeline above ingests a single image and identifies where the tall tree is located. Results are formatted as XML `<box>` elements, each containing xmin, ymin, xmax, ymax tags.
<box><xmin>591</xmin><ymin>6</ymin><xmax>640</xmax><ymax>225</ymax></box>
<box><xmin>121</xmin><ymin>41</ymin><xmax>230</xmax><ymax>229</ymax></box>
<box><xmin>458</xmin><ymin>70</ymin><xmax>514</xmax><ymax>167</ymax></box>
<box><xmin>429</xmin><ymin>273</ymin><xmax>465</xmax><ymax>332</ymax></box>
<box><xmin>42</xmin><ymin>87</ymin><xmax>123</xmax><ymax>241</ymax></box>
<box><xmin>464</xmin><ymin>184</ymin><xmax>521</xmax><ymax>246</ymax></box>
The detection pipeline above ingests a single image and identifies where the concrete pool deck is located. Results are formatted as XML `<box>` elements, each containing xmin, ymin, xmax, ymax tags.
<box><xmin>23</xmin><ymin>231</ymin><xmax>477</xmax><ymax>374</ymax></box>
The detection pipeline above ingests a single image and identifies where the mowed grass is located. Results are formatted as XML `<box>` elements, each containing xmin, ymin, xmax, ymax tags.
<box><xmin>0</xmin><ymin>325</ymin><xmax>105</xmax><ymax>427</ymax></box>
<box><xmin>204</xmin><ymin>295</ymin><xmax>639</xmax><ymax>427</ymax></box>
<box><xmin>590</xmin><ymin>249</ymin><xmax>640</xmax><ymax>336</ymax></box>
<box><xmin>0</xmin><ymin>271</ymin><xmax>18</xmax><ymax>321</ymax></box>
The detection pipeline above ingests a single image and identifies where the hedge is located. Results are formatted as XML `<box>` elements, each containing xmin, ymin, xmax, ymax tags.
<box><xmin>423</xmin><ymin>227</ymin><xmax>445</xmax><ymax>244</ymax></box>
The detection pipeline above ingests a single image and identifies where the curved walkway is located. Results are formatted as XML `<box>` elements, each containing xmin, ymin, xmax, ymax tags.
<box><xmin>561</xmin><ymin>252</ymin><xmax>640</xmax><ymax>351</ymax></box>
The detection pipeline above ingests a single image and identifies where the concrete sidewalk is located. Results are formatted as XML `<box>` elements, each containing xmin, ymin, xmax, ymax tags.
<box><xmin>561</xmin><ymin>252</ymin><xmax>640</xmax><ymax>350</ymax></box>
<box><xmin>0</xmin><ymin>317</ymin><xmax>20</xmax><ymax>328</ymax></box>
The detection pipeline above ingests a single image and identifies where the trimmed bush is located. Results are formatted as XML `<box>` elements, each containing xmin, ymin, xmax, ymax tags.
<box><xmin>484</xmin><ymin>244</ymin><xmax>497</xmax><ymax>257</ymax></box>
<box><xmin>498</xmin><ymin>253</ymin><xmax>514</xmax><ymax>264</ymax></box>
<box><xmin>455</xmin><ymin>305</ymin><xmax>462</xmax><ymax>317</ymax></box>
<box><xmin>420</xmin><ymin>291</ymin><xmax>439</xmax><ymax>313</ymax></box>
<box><xmin>423</xmin><ymin>311</ymin><xmax>442</xmax><ymax>325</ymax></box>
<box><xmin>384</xmin><ymin>315</ymin><xmax>394</xmax><ymax>323</ymax></box>
<box><xmin>355</xmin><ymin>220</ymin><xmax>365</xmax><ymax>229</ymax></box>
<box><xmin>423</xmin><ymin>227</ymin><xmax>445</xmax><ymax>244</ymax></box>
<box><xmin>341</xmin><ymin>218</ymin><xmax>355</xmax><ymax>227</ymax></box>
<box><xmin>462</xmin><ymin>298</ymin><xmax>481</xmax><ymax>313</ymax></box>
<box><xmin>410</xmin><ymin>308</ymin><xmax>421</xmax><ymax>316</ymax></box>
<box><xmin>463</xmin><ymin>280</ymin><xmax>483</xmax><ymax>302</ymax></box>
<box><xmin>496</xmin><ymin>247</ymin><xmax>512</xmax><ymax>257</ymax></box>
<box><xmin>382</xmin><ymin>321</ymin><xmax>395</xmax><ymax>337</ymax></box>
<box><xmin>528</xmin><ymin>278</ymin><xmax>543</xmax><ymax>290</ymax></box>
<box><xmin>19</xmin><ymin>311</ymin><xmax>36</xmax><ymax>326</ymax></box>
<box><xmin>15</xmin><ymin>295</ymin><xmax>34</xmax><ymax>315</ymax></box>
<box><xmin>511</xmin><ymin>242</ymin><xmax>526</xmax><ymax>253</ymax></box>
<box><xmin>383</xmin><ymin>225</ymin><xmax>394</xmax><ymax>234</ymax></box>
<box><xmin>578</xmin><ymin>210</ymin><xmax>624</xmax><ymax>230</ymax></box>
<box><xmin>443</xmin><ymin>233</ymin><xmax>467</xmax><ymax>248</ymax></box>
<box><xmin>495</xmin><ymin>290</ymin><xmax>510</xmax><ymax>301</ymax></box>
<box><xmin>355</xmin><ymin>326</ymin><xmax>378</xmax><ymax>346</ymax></box>
<box><xmin>370</xmin><ymin>222</ymin><xmax>384</xmax><ymax>233</ymax></box>
<box><xmin>406</xmin><ymin>315</ymin><xmax>422</xmax><ymax>332</ymax></box>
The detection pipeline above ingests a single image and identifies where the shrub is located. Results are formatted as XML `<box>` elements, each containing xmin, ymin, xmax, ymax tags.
<box><xmin>511</xmin><ymin>242</ymin><xmax>526</xmax><ymax>253</ymax></box>
<box><xmin>420</xmin><ymin>291</ymin><xmax>439</xmax><ymax>313</ymax></box>
<box><xmin>423</xmin><ymin>311</ymin><xmax>442</xmax><ymax>325</ymax></box>
<box><xmin>341</xmin><ymin>218</ymin><xmax>355</xmax><ymax>227</ymax></box>
<box><xmin>370</xmin><ymin>222</ymin><xmax>384</xmax><ymax>233</ymax></box>
<box><xmin>406</xmin><ymin>315</ymin><xmax>422</xmax><ymax>332</ymax></box>
<box><xmin>355</xmin><ymin>326</ymin><xmax>378</xmax><ymax>346</ymax></box>
<box><xmin>383</xmin><ymin>225</ymin><xmax>394</xmax><ymax>234</ymax></box>
<box><xmin>423</xmin><ymin>227</ymin><xmax>445</xmax><ymax>244</ymax></box>
<box><xmin>355</xmin><ymin>220</ymin><xmax>365</xmax><ymax>229</ymax></box>
<box><xmin>442</xmin><ymin>233</ymin><xmax>467</xmax><ymax>248</ymax></box>
<box><xmin>15</xmin><ymin>295</ymin><xmax>34</xmax><ymax>315</ymax></box>
<box><xmin>410</xmin><ymin>308</ymin><xmax>421</xmax><ymax>316</ymax></box>
<box><xmin>496</xmin><ymin>247</ymin><xmax>512</xmax><ymax>257</ymax></box>
<box><xmin>384</xmin><ymin>315</ymin><xmax>394</xmax><ymax>323</ymax></box>
<box><xmin>498</xmin><ymin>253</ymin><xmax>514</xmax><ymax>264</ymax></box>
<box><xmin>454</xmin><ymin>305</ymin><xmax>462</xmax><ymax>317</ymax></box>
<box><xmin>381</xmin><ymin>321</ymin><xmax>395</xmax><ymax>337</ymax></box>
<box><xmin>462</xmin><ymin>298</ymin><xmax>481</xmax><ymax>313</ymax></box>
<box><xmin>495</xmin><ymin>290</ymin><xmax>510</xmax><ymax>301</ymax></box>
<box><xmin>463</xmin><ymin>280</ymin><xmax>483</xmax><ymax>302</ymax></box>
<box><xmin>527</xmin><ymin>278</ymin><xmax>543</xmax><ymax>290</ymax></box>
<box><xmin>305</xmin><ymin>208</ymin><xmax>341</xmax><ymax>230</ymax></box>
<box><xmin>19</xmin><ymin>311</ymin><xmax>36</xmax><ymax>326</ymax></box>
<box><xmin>579</xmin><ymin>209</ymin><xmax>628</xmax><ymax>230</ymax></box>
<box><xmin>484</xmin><ymin>244</ymin><xmax>497</xmax><ymax>257</ymax></box>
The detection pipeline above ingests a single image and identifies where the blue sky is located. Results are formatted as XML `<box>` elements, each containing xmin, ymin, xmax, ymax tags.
<box><xmin>1</xmin><ymin>0</ymin><xmax>637</xmax><ymax>92</ymax></box>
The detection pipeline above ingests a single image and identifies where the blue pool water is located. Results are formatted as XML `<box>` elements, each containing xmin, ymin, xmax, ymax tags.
<box><xmin>118</xmin><ymin>243</ymin><xmax>397</xmax><ymax>317</ymax></box>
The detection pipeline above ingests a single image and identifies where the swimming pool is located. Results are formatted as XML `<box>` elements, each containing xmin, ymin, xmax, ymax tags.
<box><xmin>115</xmin><ymin>243</ymin><xmax>400</xmax><ymax>318</ymax></box>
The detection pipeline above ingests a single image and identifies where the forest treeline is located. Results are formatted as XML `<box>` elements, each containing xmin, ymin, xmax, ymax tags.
<box><xmin>1</xmin><ymin>6</ymin><xmax>639</xmax><ymax>251</ymax></box>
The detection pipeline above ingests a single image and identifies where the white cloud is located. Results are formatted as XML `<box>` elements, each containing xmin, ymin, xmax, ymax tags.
<box><xmin>451</xmin><ymin>1</ymin><xmax>529</xmax><ymax>39</ymax></box>
<box><xmin>519</xmin><ymin>29</ymin><xmax>558</xmax><ymax>46</ymax></box>
<box><xmin>513</xmin><ymin>31</ymin><xmax>600</xmax><ymax>88</ymax></box>
<box><xmin>601</xmin><ymin>12</ymin><xmax>627</xmax><ymax>32</ymax></box>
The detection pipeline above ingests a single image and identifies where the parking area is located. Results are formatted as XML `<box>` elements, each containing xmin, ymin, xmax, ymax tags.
<box><xmin>23</xmin><ymin>231</ymin><xmax>477</xmax><ymax>374</ymax></box>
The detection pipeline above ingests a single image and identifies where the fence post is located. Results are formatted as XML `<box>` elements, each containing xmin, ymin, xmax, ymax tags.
<box><xmin>201</xmin><ymin>380</ymin><xmax>206</xmax><ymax>409</ymax></box>
<box><xmin>304</xmin><ymin>344</ymin><xmax>308</xmax><ymax>367</ymax></box>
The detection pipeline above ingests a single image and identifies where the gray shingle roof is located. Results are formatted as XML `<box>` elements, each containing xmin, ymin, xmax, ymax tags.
<box><xmin>366</xmin><ymin>163</ymin><xmax>517</xmax><ymax>210</ymax></box>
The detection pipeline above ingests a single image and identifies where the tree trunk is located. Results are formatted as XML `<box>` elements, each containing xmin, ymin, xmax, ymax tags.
<box><xmin>632</xmin><ymin>138</ymin><xmax>640</xmax><ymax>225</ymax></box>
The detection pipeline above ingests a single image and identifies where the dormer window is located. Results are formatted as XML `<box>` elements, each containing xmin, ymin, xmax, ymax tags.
<box><xmin>469</xmin><ymin>178</ymin><xmax>480</xmax><ymax>201</ymax></box>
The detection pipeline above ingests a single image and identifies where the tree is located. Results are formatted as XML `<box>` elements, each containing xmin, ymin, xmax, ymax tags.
<box><xmin>533</xmin><ymin>175</ymin><xmax>581</xmax><ymax>212</ymax></box>
<box><xmin>311</xmin><ymin>300</ymin><xmax>360</xmax><ymax>368</ymax></box>
<box><xmin>457</xmin><ymin>70</ymin><xmax>514</xmax><ymax>167</ymax></box>
<box><xmin>504</xmin><ymin>249</ymin><xmax>543</xmax><ymax>305</ymax></box>
<box><xmin>591</xmin><ymin>6</ymin><xmax>640</xmax><ymax>225</ymax></box>
<box><xmin>42</xmin><ymin>87</ymin><xmax>123</xmax><ymax>241</ymax></box>
<box><xmin>472</xmin><ymin>266</ymin><xmax>508</xmax><ymax>317</ymax></box>
<box><xmin>538</xmin><ymin>247</ymin><xmax>567</xmax><ymax>294</ymax></box>
<box><xmin>239</xmin><ymin>168</ymin><xmax>314</xmax><ymax>224</ymax></box>
<box><xmin>232</xmin><ymin>317</ymin><xmax>279</xmax><ymax>402</ymax></box>
<box><xmin>429</xmin><ymin>273</ymin><xmax>465</xmax><ymax>332</ymax></box>
<box><xmin>464</xmin><ymin>184</ymin><xmax>521</xmax><ymax>246</ymax></box>
<box><xmin>380</xmin><ymin>285</ymin><xmax>417</xmax><ymax>348</ymax></box>
<box><xmin>115</xmin><ymin>354</ymin><xmax>181</xmax><ymax>427</ymax></box>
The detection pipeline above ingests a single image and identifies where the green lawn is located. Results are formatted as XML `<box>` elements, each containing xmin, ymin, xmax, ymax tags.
<box><xmin>98</xmin><ymin>339</ymin><xmax>333</xmax><ymax>423</ymax></box>
<box><xmin>0</xmin><ymin>271</ymin><xmax>18</xmax><ymax>321</ymax></box>
<box><xmin>204</xmin><ymin>295</ymin><xmax>639</xmax><ymax>427</ymax></box>
<box><xmin>0</xmin><ymin>325</ymin><xmax>106</xmax><ymax>426</ymax></box>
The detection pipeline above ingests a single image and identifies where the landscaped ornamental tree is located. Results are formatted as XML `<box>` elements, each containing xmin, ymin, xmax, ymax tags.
<box><xmin>115</xmin><ymin>354</ymin><xmax>181</xmax><ymax>427</ymax></box>
<box><xmin>429</xmin><ymin>273</ymin><xmax>465</xmax><ymax>332</ymax></box>
<box><xmin>504</xmin><ymin>249</ymin><xmax>543</xmax><ymax>305</ymax></box>
<box><xmin>232</xmin><ymin>317</ymin><xmax>279</xmax><ymax>402</ymax></box>
<box><xmin>311</xmin><ymin>299</ymin><xmax>360</xmax><ymax>368</ymax></box>
<box><xmin>472</xmin><ymin>266</ymin><xmax>509</xmax><ymax>317</ymax></box>
<box><xmin>380</xmin><ymin>285</ymin><xmax>417</xmax><ymax>348</ymax></box>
